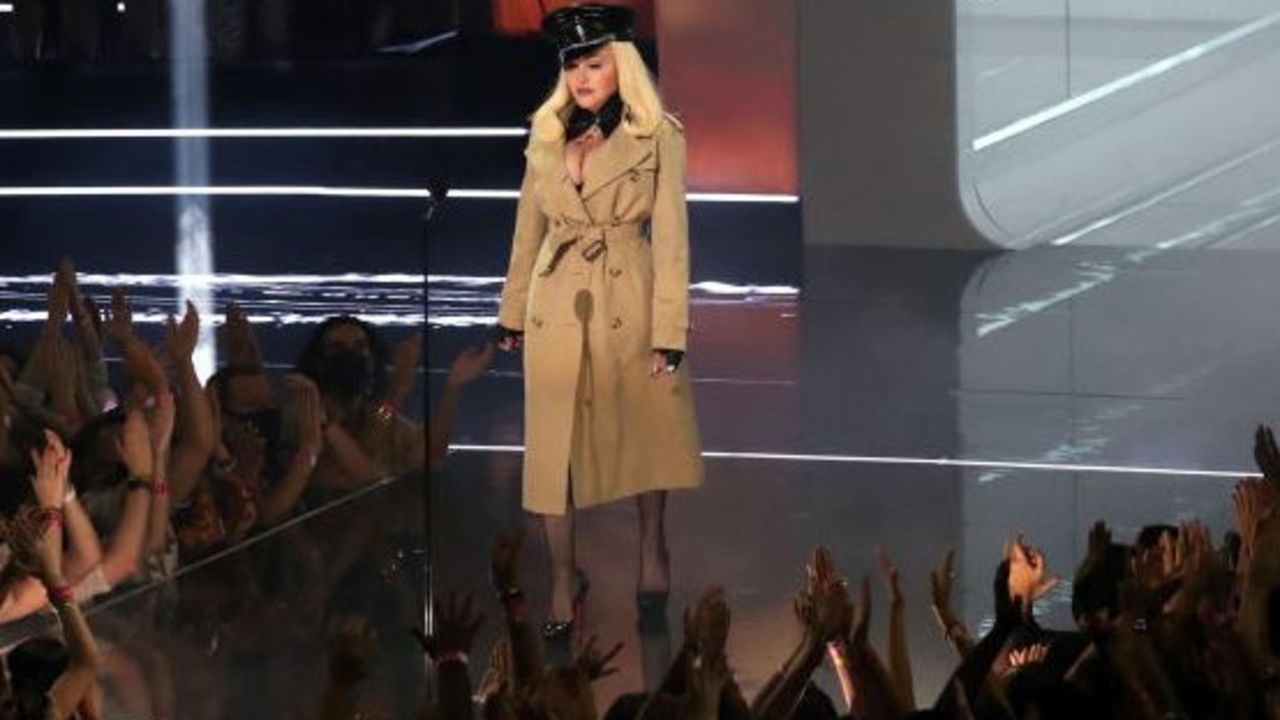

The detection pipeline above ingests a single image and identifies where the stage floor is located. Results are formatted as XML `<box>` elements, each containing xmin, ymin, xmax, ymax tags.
<box><xmin>429</xmin><ymin>241</ymin><xmax>1280</xmax><ymax>707</ymax></box>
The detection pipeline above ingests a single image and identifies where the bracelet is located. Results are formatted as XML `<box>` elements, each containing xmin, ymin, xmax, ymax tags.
<box><xmin>152</xmin><ymin>482</ymin><xmax>170</xmax><ymax>498</ymax></box>
<box><xmin>435</xmin><ymin>651</ymin><xmax>469</xmax><ymax>666</ymax></box>
<box><xmin>48</xmin><ymin>584</ymin><xmax>75</xmax><ymax>606</ymax></box>
<box><xmin>125</xmin><ymin>478</ymin><xmax>151</xmax><ymax>493</ymax></box>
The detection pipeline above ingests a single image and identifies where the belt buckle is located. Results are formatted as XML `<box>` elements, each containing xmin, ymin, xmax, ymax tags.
<box><xmin>581</xmin><ymin>238</ymin><xmax>607</xmax><ymax>262</ymax></box>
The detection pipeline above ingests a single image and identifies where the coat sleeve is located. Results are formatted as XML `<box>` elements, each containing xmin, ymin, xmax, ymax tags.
<box><xmin>497</xmin><ymin>158</ymin><xmax>548</xmax><ymax>331</ymax></box>
<box><xmin>649</xmin><ymin>118</ymin><xmax>691</xmax><ymax>352</ymax></box>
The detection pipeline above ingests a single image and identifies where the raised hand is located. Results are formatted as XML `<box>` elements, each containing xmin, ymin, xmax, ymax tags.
<box><xmin>448</xmin><ymin>344</ymin><xmax>495</xmax><ymax>388</ymax></box>
<box><xmin>30</xmin><ymin>429</ymin><xmax>71</xmax><ymax>509</ymax></box>
<box><xmin>574</xmin><ymin>636</ymin><xmax>624</xmax><ymax>681</ymax></box>
<box><xmin>1255</xmin><ymin>425</ymin><xmax>1280</xmax><ymax>483</ymax></box>
<box><xmin>106</xmin><ymin>288</ymin><xmax>135</xmax><ymax>345</ymax></box>
<box><xmin>1228</xmin><ymin>474</ymin><xmax>1280</xmax><ymax>573</ymax></box>
<box><xmin>120</xmin><ymin>336</ymin><xmax>168</xmax><ymax>398</ymax></box>
<box><xmin>930</xmin><ymin>548</ymin><xmax>959</xmax><ymax>623</ymax></box>
<box><xmin>165</xmin><ymin>300</ymin><xmax>201</xmax><ymax>365</ymax></box>
<box><xmin>44</xmin><ymin>263</ymin><xmax>72</xmax><ymax>331</ymax></box>
<box><xmin>284</xmin><ymin>373</ymin><xmax>326</xmax><ymax>450</ymax></box>
<box><xmin>878</xmin><ymin>547</ymin><xmax>904</xmax><ymax>609</ymax></box>
<box><xmin>1005</xmin><ymin>534</ymin><xmax>1058</xmax><ymax>612</ymax></box>
<box><xmin>218</xmin><ymin>302</ymin><xmax>262</xmax><ymax>368</ymax></box>
<box><xmin>683</xmin><ymin>586</ymin><xmax>731</xmax><ymax>663</ymax></box>
<box><xmin>798</xmin><ymin>546</ymin><xmax>853</xmax><ymax>644</ymax></box>
<box><xmin>413</xmin><ymin>592</ymin><xmax>484</xmax><ymax>661</ymax></box>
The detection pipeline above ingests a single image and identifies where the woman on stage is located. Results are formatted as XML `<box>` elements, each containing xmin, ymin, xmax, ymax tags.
<box><xmin>495</xmin><ymin>3</ymin><xmax>703</xmax><ymax>658</ymax></box>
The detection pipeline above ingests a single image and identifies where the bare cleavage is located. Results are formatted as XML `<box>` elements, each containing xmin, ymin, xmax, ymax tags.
<box><xmin>565</xmin><ymin>125</ymin><xmax>606</xmax><ymax>190</ymax></box>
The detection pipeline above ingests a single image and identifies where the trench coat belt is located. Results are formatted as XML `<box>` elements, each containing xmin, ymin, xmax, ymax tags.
<box><xmin>539</xmin><ymin>220</ymin><xmax>644</xmax><ymax>277</ymax></box>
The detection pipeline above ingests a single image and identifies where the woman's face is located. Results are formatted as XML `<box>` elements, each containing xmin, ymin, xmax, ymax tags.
<box><xmin>564</xmin><ymin>45</ymin><xmax>618</xmax><ymax>113</ymax></box>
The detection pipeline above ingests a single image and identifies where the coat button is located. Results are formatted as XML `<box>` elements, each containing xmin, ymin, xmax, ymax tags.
<box><xmin>532</xmin><ymin>317</ymin><xmax>544</xmax><ymax>328</ymax></box>
<box><xmin>609</xmin><ymin>267</ymin><xmax>622</xmax><ymax>278</ymax></box>
<box><xmin>629</xmin><ymin>170</ymin><xmax>640</xmax><ymax>182</ymax></box>
<box><xmin>611</xmin><ymin>317</ymin><xmax>622</xmax><ymax>329</ymax></box>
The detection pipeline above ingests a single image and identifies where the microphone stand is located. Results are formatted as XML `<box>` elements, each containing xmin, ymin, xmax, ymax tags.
<box><xmin>422</xmin><ymin>177</ymin><xmax>447</xmax><ymax>689</ymax></box>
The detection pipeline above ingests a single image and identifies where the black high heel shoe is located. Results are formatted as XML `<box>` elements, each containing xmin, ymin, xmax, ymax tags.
<box><xmin>542</xmin><ymin>569</ymin><xmax>590</xmax><ymax>667</ymax></box>
<box><xmin>636</xmin><ymin>545</ymin><xmax>671</xmax><ymax>633</ymax></box>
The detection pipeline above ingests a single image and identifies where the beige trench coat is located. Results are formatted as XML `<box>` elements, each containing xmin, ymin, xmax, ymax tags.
<box><xmin>498</xmin><ymin>114</ymin><xmax>704</xmax><ymax>515</ymax></box>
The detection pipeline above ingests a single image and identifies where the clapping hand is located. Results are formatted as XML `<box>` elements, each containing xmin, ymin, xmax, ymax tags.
<box><xmin>1005</xmin><ymin>534</ymin><xmax>1058</xmax><ymax>614</ymax></box>
<box><xmin>683</xmin><ymin>586</ymin><xmax>731</xmax><ymax>663</ymax></box>
<box><xmin>30</xmin><ymin>429</ymin><xmax>71</xmax><ymax>510</ymax></box>
<box><xmin>218</xmin><ymin>302</ymin><xmax>262</xmax><ymax>368</ymax></box>
<box><xmin>796</xmin><ymin>546</ymin><xmax>853</xmax><ymax>645</ymax></box>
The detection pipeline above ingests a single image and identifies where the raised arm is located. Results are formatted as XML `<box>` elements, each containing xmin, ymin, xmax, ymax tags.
<box><xmin>165</xmin><ymin>302</ymin><xmax>216</xmax><ymax>507</ymax></box>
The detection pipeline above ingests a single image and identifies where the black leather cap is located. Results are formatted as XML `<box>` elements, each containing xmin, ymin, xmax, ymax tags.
<box><xmin>542</xmin><ymin>3</ymin><xmax>636</xmax><ymax>64</ymax></box>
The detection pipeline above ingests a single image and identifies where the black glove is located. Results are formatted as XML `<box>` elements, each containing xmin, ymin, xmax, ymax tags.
<box><xmin>656</xmin><ymin>348</ymin><xmax>684</xmax><ymax>373</ymax></box>
<box><xmin>494</xmin><ymin>325</ymin><xmax>524</xmax><ymax>351</ymax></box>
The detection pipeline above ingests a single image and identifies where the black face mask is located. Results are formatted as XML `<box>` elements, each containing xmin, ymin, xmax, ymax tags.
<box><xmin>317</xmin><ymin>349</ymin><xmax>374</xmax><ymax>398</ymax></box>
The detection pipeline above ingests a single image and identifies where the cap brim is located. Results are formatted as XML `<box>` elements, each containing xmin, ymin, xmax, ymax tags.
<box><xmin>559</xmin><ymin>36</ymin><xmax>615</xmax><ymax>64</ymax></box>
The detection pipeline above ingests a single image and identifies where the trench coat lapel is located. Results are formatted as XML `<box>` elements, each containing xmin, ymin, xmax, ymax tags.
<box><xmin>524</xmin><ymin>138</ymin><xmax>593</xmax><ymax>223</ymax></box>
<box><xmin>580</xmin><ymin>129</ymin><xmax>653</xmax><ymax>201</ymax></box>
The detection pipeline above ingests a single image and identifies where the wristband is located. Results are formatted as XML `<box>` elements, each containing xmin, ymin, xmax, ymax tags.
<box><xmin>125</xmin><ymin>478</ymin><xmax>151</xmax><ymax>493</ymax></box>
<box><xmin>152</xmin><ymin>482</ymin><xmax>170</xmax><ymax>498</ymax></box>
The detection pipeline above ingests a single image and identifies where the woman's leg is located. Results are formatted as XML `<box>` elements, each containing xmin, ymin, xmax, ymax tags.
<box><xmin>543</xmin><ymin>500</ymin><xmax>576</xmax><ymax>622</ymax></box>
<box><xmin>637</xmin><ymin>490</ymin><xmax>669</xmax><ymax>593</ymax></box>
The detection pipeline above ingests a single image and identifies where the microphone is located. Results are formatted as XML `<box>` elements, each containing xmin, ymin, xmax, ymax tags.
<box><xmin>425</xmin><ymin>176</ymin><xmax>450</xmax><ymax>223</ymax></box>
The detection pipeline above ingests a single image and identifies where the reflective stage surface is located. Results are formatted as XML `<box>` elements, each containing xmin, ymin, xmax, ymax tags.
<box><xmin>429</xmin><ymin>236</ymin><xmax>1280</xmax><ymax>708</ymax></box>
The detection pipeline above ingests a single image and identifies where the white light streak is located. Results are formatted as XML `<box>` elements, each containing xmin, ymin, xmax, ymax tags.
<box><xmin>449</xmin><ymin>444</ymin><xmax>1256</xmax><ymax>480</ymax></box>
<box><xmin>0</xmin><ymin>127</ymin><xmax>528</xmax><ymax>140</ymax></box>
<box><xmin>974</xmin><ymin>10</ymin><xmax>1280</xmax><ymax>152</ymax></box>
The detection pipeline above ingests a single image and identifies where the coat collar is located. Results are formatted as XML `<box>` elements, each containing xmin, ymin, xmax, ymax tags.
<box><xmin>579</xmin><ymin>127</ymin><xmax>653</xmax><ymax>200</ymax></box>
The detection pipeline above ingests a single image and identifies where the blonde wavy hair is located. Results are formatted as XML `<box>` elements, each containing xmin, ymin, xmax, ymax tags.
<box><xmin>529</xmin><ymin>41</ymin><xmax>665</xmax><ymax>143</ymax></box>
